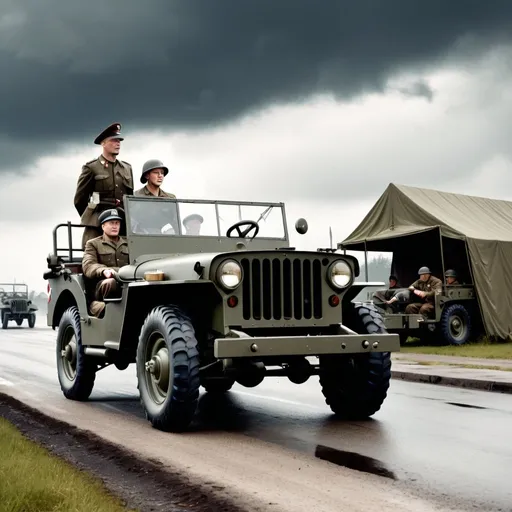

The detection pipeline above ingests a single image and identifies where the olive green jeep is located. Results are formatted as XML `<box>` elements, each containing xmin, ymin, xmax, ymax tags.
<box><xmin>0</xmin><ymin>283</ymin><xmax>38</xmax><ymax>329</ymax></box>
<box><xmin>44</xmin><ymin>196</ymin><xmax>400</xmax><ymax>432</ymax></box>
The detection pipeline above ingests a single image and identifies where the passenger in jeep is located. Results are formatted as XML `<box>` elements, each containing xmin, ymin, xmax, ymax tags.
<box><xmin>82</xmin><ymin>209</ymin><xmax>130</xmax><ymax>317</ymax></box>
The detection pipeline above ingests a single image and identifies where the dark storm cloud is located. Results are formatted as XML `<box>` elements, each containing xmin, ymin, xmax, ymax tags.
<box><xmin>1</xmin><ymin>0</ymin><xmax>512</xmax><ymax>172</ymax></box>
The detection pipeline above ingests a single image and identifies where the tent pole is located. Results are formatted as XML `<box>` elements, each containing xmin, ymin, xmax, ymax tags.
<box><xmin>364</xmin><ymin>240</ymin><xmax>369</xmax><ymax>281</ymax></box>
<box><xmin>438</xmin><ymin>228</ymin><xmax>446</xmax><ymax>280</ymax></box>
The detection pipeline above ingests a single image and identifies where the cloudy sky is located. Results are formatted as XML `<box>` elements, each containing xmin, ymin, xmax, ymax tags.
<box><xmin>1</xmin><ymin>1</ymin><xmax>512</xmax><ymax>293</ymax></box>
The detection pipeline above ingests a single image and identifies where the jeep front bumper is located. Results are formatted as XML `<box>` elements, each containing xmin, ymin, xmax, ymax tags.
<box><xmin>214</xmin><ymin>333</ymin><xmax>400</xmax><ymax>358</ymax></box>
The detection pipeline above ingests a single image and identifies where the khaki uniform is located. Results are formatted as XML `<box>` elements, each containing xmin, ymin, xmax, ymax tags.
<box><xmin>82</xmin><ymin>235</ymin><xmax>130</xmax><ymax>317</ymax></box>
<box><xmin>405</xmin><ymin>275</ymin><xmax>443</xmax><ymax>316</ymax></box>
<box><xmin>74</xmin><ymin>157</ymin><xmax>134</xmax><ymax>248</ymax></box>
<box><xmin>134</xmin><ymin>185</ymin><xmax>175</xmax><ymax>198</ymax></box>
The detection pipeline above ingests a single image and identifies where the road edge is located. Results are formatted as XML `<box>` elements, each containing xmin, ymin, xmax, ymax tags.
<box><xmin>0</xmin><ymin>391</ymin><xmax>247</xmax><ymax>512</ymax></box>
<box><xmin>391</xmin><ymin>370</ymin><xmax>512</xmax><ymax>394</ymax></box>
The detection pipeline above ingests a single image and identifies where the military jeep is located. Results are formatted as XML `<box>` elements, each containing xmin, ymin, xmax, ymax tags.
<box><xmin>0</xmin><ymin>283</ymin><xmax>38</xmax><ymax>329</ymax></box>
<box><xmin>44</xmin><ymin>196</ymin><xmax>400</xmax><ymax>432</ymax></box>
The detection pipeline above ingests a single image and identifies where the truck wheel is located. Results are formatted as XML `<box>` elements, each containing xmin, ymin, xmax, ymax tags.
<box><xmin>202</xmin><ymin>378</ymin><xmax>235</xmax><ymax>394</ymax></box>
<box><xmin>56</xmin><ymin>306</ymin><xmax>97</xmax><ymax>400</ymax></box>
<box><xmin>319</xmin><ymin>304</ymin><xmax>392</xmax><ymax>420</ymax></box>
<box><xmin>441</xmin><ymin>303</ymin><xmax>471</xmax><ymax>345</ymax></box>
<box><xmin>136</xmin><ymin>305</ymin><xmax>200</xmax><ymax>432</ymax></box>
<box><xmin>2</xmin><ymin>313</ymin><xmax>8</xmax><ymax>329</ymax></box>
<box><xmin>28</xmin><ymin>314</ymin><xmax>36</xmax><ymax>328</ymax></box>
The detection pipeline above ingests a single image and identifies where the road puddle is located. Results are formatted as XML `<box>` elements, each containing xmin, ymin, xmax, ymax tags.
<box><xmin>314</xmin><ymin>444</ymin><xmax>397</xmax><ymax>479</ymax></box>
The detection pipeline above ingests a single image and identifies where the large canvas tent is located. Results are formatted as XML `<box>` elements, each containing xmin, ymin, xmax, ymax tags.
<box><xmin>339</xmin><ymin>183</ymin><xmax>512</xmax><ymax>340</ymax></box>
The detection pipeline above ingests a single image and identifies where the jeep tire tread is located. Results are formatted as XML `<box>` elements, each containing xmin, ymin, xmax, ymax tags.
<box><xmin>56</xmin><ymin>306</ymin><xmax>97</xmax><ymax>400</ymax></box>
<box><xmin>136</xmin><ymin>305</ymin><xmax>200</xmax><ymax>432</ymax></box>
<box><xmin>319</xmin><ymin>303</ymin><xmax>392</xmax><ymax>419</ymax></box>
<box><xmin>28</xmin><ymin>313</ymin><xmax>36</xmax><ymax>328</ymax></box>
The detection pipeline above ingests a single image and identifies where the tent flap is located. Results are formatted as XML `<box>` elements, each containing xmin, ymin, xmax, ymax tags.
<box><xmin>340</xmin><ymin>183</ymin><xmax>512</xmax><ymax>339</ymax></box>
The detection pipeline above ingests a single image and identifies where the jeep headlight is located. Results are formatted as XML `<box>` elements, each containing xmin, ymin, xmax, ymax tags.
<box><xmin>217</xmin><ymin>260</ymin><xmax>242</xmax><ymax>290</ymax></box>
<box><xmin>328</xmin><ymin>260</ymin><xmax>352</xmax><ymax>289</ymax></box>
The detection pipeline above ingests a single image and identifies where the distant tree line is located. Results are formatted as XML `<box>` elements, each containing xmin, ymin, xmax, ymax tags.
<box><xmin>29</xmin><ymin>291</ymin><xmax>48</xmax><ymax>314</ymax></box>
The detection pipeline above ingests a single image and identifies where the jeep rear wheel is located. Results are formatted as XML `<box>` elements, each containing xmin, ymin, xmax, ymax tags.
<box><xmin>136</xmin><ymin>305</ymin><xmax>200</xmax><ymax>432</ymax></box>
<box><xmin>56</xmin><ymin>306</ymin><xmax>97</xmax><ymax>400</ymax></box>
<box><xmin>202</xmin><ymin>378</ymin><xmax>235</xmax><ymax>394</ymax></box>
<box><xmin>319</xmin><ymin>304</ymin><xmax>392</xmax><ymax>419</ymax></box>
<box><xmin>441</xmin><ymin>303</ymin><xmax>471</xmax><ymax>345</ymax></box>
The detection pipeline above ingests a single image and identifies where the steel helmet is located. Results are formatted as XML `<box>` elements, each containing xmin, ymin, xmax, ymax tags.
<box><xmin>418</xmin><ymin>266</ymin><xmax>431</xmax><ymax>275</ymax></box>
<box><xmin>444</xmin><ymin>269</ymin><xmax>457</xmax><ymax>277</ymax></box>
<box><xmin>140</xmin><ymin>159</ymin><xmax>169</xmax><ymax>184</ymax></box>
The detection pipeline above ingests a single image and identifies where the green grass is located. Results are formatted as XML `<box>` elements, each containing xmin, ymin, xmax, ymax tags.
<box><xmin>0</xmin><ymin>418</ymin><xmax>134</xmax><ymax>512</ymax></box>
<box><xmin>400</xmin><ymin>339</ymin><xmax>512</xmax><ymax>360</ymax></box>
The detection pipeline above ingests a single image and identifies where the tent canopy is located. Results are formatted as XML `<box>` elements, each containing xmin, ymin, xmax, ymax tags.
<box><xmin>339</xmin><ymin>183</ymin><xmax>512</xmax><ymax>340</ymax></box>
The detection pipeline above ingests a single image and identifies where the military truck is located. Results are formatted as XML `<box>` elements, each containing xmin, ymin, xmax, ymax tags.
<box><xmin>44</xmin><ymin>196</ymin><xmax>400</xmax><ymax>432</ymax></box>
<box><xmin>338</xmin><ymin>183</ymin><xmax>502</xmax><ymax>346</ymax></box>
<box><xmin>0</xmin><ymin>283</ymin><xmax>38</xmax><ymax>329</ymax></box>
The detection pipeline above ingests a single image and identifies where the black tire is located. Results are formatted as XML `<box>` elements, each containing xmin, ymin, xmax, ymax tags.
<box><xmin>136</xmin><ymin>305</ymin><xmax>200</xmax><ymax>432</ymax></box>
<box><xmin>16</xmin><ymin>319</ymin><xmax>23</xmax><ymax>326</ymax></box>
<box><xmin>320</xmin><ymin>304</ymin><xmax>392</xmax><ymax>419</ymax></box>
<box><xmin>441</xmin><ymin>303</ymin><xmax>471</xmax><ymax>345</ymax></box>
<box><xmin>56</xmin><ymin>306</ymin><xmax>97</xmax><ymax>400</ymax></box>
<box><xmin>2</xmin><ymin>313</ymin><xmax>8</xmax><ymax>329</ymax></box>
<box><xmin>202</xmin><ymin>378</ymin><xmax>235</xmax><ymax>394</ymax></box>
<box><xmin>28</xmin><ymin>314</ymin><xmax>36</xmax><ymax>328</ymax></box>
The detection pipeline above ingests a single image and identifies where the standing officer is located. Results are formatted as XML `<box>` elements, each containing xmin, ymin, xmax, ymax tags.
<box><xmin>74</xmin><ymin>123</ymin><xmax>134</xmax><ymax>248</ymax></box>
<box><xmin>82</xmin><ymin>209</ymin><xmax>130</xmax><ymax>318</ymax></box>
<box><xmin>134</xmin><ymin>159</ymin><xmax>175</xmax><ymax>198</ymax></box>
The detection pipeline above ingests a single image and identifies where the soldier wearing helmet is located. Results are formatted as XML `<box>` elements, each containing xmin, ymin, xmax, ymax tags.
<box><xmin>404</xmin><ymin>266</ymin><xmax>442</xmax><ymax>317</ymax></box>
<box><xmin>82</xmin><ymin>209</ymin><xmax>130</xmax><ymax>317</ymax></box>
<box><xmin>74</xmin><ymin>123</ymin><xmax>134</xmax><ymax>249</ymax></box>
<box><xmin>134</xmin><ymin>159</ymin><xmax>176</xmax><ymax>198</ymax></box>
<box><xmin>444</xmin><ymin>269</ymin><xmax>460</xmax><ymax>285</ymax></box>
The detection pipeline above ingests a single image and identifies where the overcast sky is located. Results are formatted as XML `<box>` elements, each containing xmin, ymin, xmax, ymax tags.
<box><xmin>1</xmin><ymin>1</ymin><xmax>512</xmax><ymax>293</ymax></box>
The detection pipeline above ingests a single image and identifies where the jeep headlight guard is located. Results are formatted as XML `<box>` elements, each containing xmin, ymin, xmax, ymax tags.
<box><xmin>217</xmin><ymin>260</ymin><xmax>243</xmax><ymax>290</ymax></box>
<box><xmin>328</xmin><ymin>260</ymin><xmax>352</xmax><ymax>289</ymax></box>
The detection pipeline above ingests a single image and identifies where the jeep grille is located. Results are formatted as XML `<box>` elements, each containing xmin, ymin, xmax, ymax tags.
<box><xmin>11</xmin><ymin>300</ymin><xmax>28</xmax><ymax>313</ymax></box>
<box><xmin>240</xmin><ymin>257</ymin><xmax>323</xmax><ymax>321</ymax></box>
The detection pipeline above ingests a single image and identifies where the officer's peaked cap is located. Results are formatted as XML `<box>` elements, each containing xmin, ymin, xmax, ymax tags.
<box><xmin>99</xmin><ymin>209</ymin><xmax>123</xmax><ymax>225</ymax></box>
<box><xmin>94</xmin><ymin>123</ymin><xmax>124</xmax><ymax>145</ymax></box>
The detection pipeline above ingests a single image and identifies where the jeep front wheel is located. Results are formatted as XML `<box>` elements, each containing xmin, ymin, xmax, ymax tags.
<box><xmin>319</xmin><ymin>304</ymin><xmax>392</xmax><ymax>419</ymax></box>
<box><xmin>28</xmin><ymin>313</ymin><xmax>36</xmax><ymax>328</ymax></box>
<box><xmin>136</xmin><ymin>305</ymin><xmax>200</xmax><ymax>432</ymax></box>
<box><xmin>56</xmin><ymin>306</ymin><xmax>97</xmax><ymax>400</ymax></box>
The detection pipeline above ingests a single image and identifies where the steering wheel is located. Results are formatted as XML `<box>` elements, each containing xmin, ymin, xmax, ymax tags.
<box><xmin>226</xmin><ymin>220</ymin><xmax>260</xmax><ymax>239</ymax></box>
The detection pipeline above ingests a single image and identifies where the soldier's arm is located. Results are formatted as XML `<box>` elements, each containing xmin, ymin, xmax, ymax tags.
<box><xmin>74</xmin><ymin>165</ymin><xmax>95</xmax><ymax>216</ymax></box>
<box><xmin>82</xmin><ymin>241</ymin><xmax>108</xmax><ymax>279</ymax></box>
<box><xmin>409</xmin><ymin>279</ymin><xmax>420</xmax><ymax>290</ymax></box>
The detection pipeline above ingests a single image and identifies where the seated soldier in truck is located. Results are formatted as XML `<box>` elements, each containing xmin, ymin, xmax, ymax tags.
<box><xmin>403</xmin><ymin>266</ymin><xmax>442</xmax><ymax>317</ymax></box>
<box><xmin>82</xmin><ymin>209</ymin><xmax>130</xmax><ymax>318</ymax></box>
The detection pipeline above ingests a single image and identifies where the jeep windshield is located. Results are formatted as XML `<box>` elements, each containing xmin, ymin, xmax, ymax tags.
<box><xmin>126</xmin><ymin>197</ymin><xmax>287</xmax><ymax>240</ymax></box>
<box><xmin>0</xmin><ymin>283</ymin><xmax>28</xmax><ymax>298</ymax></box>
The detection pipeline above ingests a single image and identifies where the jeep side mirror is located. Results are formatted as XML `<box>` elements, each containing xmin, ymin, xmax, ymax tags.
<box><xmin>295</xmin><ymin>218</ymin><xmax>308</xmax><ymax>235</ymax></box>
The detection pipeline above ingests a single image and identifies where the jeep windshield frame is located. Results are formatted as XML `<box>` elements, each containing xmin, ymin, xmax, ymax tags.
<box><xmin>123</xmin><ymin>196</ymin><xmax>291</xmax><ymax>259</ymax></box>
<box><xmin>0</xmin><ymin>283</ymin><xmax>28</xmax><ymax>299</ymax></box>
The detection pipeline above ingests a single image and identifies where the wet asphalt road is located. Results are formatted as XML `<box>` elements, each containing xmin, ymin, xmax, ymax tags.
<box><xmin>1</xmin><ymin>319</ymin><xmax>512</xmax><ymax>511</ymax></box>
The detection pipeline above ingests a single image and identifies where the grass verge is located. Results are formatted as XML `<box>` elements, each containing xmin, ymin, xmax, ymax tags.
<box><xmin>400</xmin><ymin>341</ymin><xmax>512</xmax><ymax>360</ymax></box>
<box><xmin>411</xmin><ymin>361</ymin><xmax>512</xmax><ymax>372</ymax></box>
<box><xmin>0</xmin><ymin>417</ymin><xmax>134</xmax><ymax>512</ymax></box>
